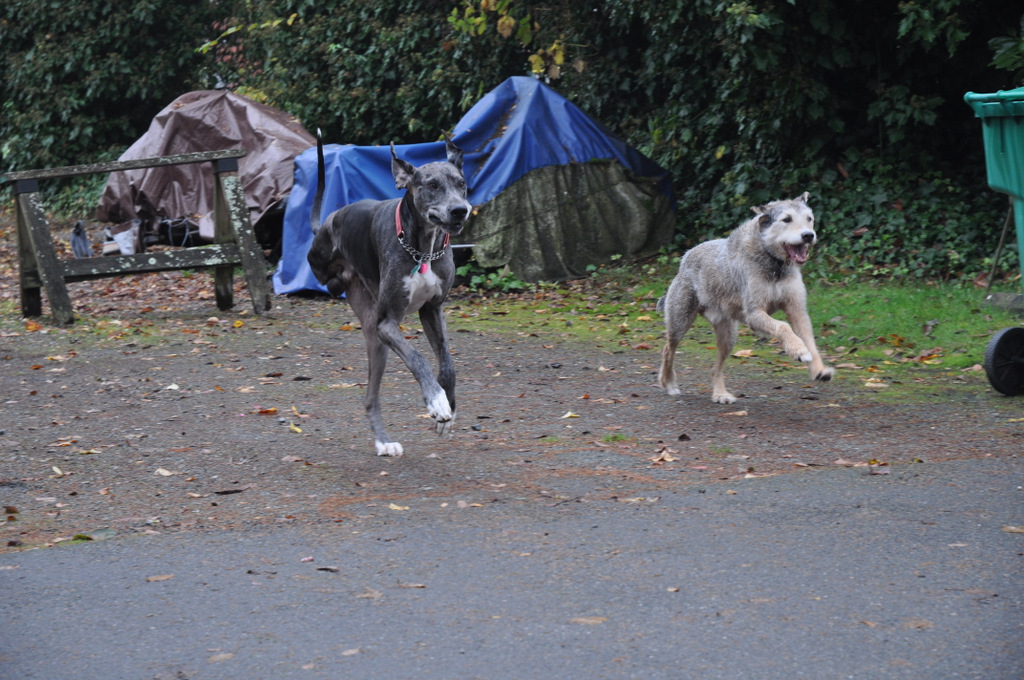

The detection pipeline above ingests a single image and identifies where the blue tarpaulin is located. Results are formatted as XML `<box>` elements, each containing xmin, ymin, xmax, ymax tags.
<box><xmin>273</xmin><ymin>76</ymin><xmax>674</xmax><ymax>294</ymax></box>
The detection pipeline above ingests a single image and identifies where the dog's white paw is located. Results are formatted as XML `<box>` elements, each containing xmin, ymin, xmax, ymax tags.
<box><xmin>375</xmin><ymin>440</ymin><xmax>404</xmax><ymax>457</ymax></box>
<box><xmin>712</xmin><ymin>392</ymin><xmax>737</xmax><ymax>404</ymax></box>
<box><xmin>425</xmin><ymin>391</ymin><xmax>453</xmax><ymax>423</ymax></box>
<box><xmin>791</xmin><ymin>347</ymin><xmax>813</xmax><ymax>363</ymax></box>
<box><xmin>659</xmin><ymin>370</ymin><xmax>680</xmax><ymax>396</ymax></box>
<box><xmin>783</xmin><ymin>339</ymin><xmax>812</xmax><ymax>363</ymax></box>
<box><xmin>434</xmin><ymin>409</ymin><xmax>456</xmax><ymax>436</ymax></box>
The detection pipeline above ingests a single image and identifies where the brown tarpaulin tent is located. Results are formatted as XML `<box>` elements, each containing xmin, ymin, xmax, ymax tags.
<box><xmin>96</xmin><ymin>90</ymin><xmax>315</xmax><ymax>247</ymax></box>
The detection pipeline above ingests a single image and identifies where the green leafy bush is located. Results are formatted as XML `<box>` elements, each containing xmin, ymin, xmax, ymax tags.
<box><xmin>0</xmin><ymin>0</ymin><xmax>220</xmax><ymax>171</ymax></box>
<box><xmin>3</xmin><ymin>0</ymin><xmax>1022</xmax><ymax>285</ymax></box>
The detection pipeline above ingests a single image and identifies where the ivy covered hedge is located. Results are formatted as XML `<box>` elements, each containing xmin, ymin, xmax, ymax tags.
<box><xmin>2</xmin><ymin>0</ymin><xmax>1023</xmax><ymax>282</ymax></box>
<box><xmin>1</xmin><ymin>0</ymin><xmax>219</xmax><ymax>170</ymax></box>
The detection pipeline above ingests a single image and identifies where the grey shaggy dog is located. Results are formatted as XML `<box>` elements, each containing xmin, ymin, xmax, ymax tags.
<box><xmin>658</xmin><ymin>192</ymin><xmax>834</xmax><ymax>404</ymax></box>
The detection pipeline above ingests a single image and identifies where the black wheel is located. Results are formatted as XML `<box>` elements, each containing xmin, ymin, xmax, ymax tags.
<box><xmin>984</xmin><ymin>327</ymin><xmax>1024</xmax><ymax>396</ymax></box>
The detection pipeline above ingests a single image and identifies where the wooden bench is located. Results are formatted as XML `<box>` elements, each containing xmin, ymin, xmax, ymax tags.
<box><xmin>1</xmin><ymin>149</ymin><xmax>271</xmax><ymax>325</ymax></box>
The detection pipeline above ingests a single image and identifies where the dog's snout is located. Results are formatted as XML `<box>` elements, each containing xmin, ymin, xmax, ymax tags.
<box><xmin>801</xmin><ymin>231</ymin><xmax>815</xmax><ymax>244</ymax></box>
<box><xmin>450</xmin><ymin>206</ymin><xmax>469</xmax><ymax>222</ymax></box>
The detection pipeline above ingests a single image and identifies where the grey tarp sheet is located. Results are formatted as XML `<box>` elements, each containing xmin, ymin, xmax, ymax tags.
<box><xmin>464</xmin><ymin>160</ymin><xmax>675</xmax><ymax>282</ymax></box>
<box><xmin>96</xmin><ymin>90</ymin><xmax>315</xmax><ymax>240</ymax></box>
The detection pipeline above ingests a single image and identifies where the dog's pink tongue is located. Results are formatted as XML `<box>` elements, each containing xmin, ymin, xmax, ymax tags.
<box><xmin>786</xmin><ymin>244</ymin><xmax>810</xmax><ymax>264</ymax></box>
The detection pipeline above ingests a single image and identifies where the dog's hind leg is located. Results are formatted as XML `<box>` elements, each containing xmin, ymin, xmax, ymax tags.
<box><xmin>709</xmin><ymin>316</ymin><xmax>739</xmax><ymax>404</ymax></box>
<box><xmin>658</xmin><ymin>281</ymin><xmax>700</xmax><ymax>396</ymax></box>
<box><xmin>419</xmin><ymin>303</ymin><xmax>456</xmax><ymax>435</ymax></box>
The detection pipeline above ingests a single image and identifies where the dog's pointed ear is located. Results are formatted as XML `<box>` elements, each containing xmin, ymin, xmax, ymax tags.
<box><xmin>391</xmin><ymin>142</ymin><xmax>415</xmax><ymax>190</ymax></box>
<box><xmin>798</xmin><ymin>191</ymin><xmax>810</xmax><ymax>204</ymax></box>
<box><xmin>751</xmin><ymin>205</ymin><xmax>771</xmax><ymax>229</ymax></box>
<box><xmin>442</xmin><ymin>131</ymin><xmax>464</xmax><ymax>170</ymax></box>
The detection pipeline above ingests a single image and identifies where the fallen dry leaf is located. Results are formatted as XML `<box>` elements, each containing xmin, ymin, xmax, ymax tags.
<box><xmin>1001</xmin><ymin>525</ymin><xmax>1024</xmax><ymax>534</ymax></box>
<box><xmin>650</xmin><ymin>446</ymin><xmax>679</xmax><ymax>463</ymax></box>
<box><xmin>146</xmin><ymin>574</ymin><xmax>174</xmax><ymax>582</ymax></box>
<box><xmin>388</xmin><ymin>503</ymin><xmax>410</xmax><ymax>511</ymax></box>
<box><xmin>722</xmin><ymin>410</ymin><xmax>747</xmax><ymax>417</ymax></box>
<box><xmin>902</xmin><ymin>617</ymin><xmax>935</xmax><ymax>630</ymax></box>
<box><xmin>356</xmin><ymin>588</ymin><xmax>383</xmax><ymax>600</ymax></box>
<box><xmin>570</xmin><ymin>616</ymin><xmax>608</xmax><ymax>625</ymax></box>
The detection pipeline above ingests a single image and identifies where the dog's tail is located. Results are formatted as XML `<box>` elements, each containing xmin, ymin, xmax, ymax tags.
<box><xmin>310</xmin><ymin>128</ymin><xmax>326</xmax><ymax>234</ymax></box>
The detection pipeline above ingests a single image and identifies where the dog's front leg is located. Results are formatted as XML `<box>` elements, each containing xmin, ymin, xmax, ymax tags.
<box><xmin>349</xmin><ymin>287</ymin><xmax>406</xmax><ymax>456</ymax></box>
<box><xmin>784</xmin><ymin>304</ymin><xmax>834</xmax><ymax>381</ymax></box>
<box><xmin>745</xmin><ymin>308</ymin><xmax>812</xmax><ymax>363</ymax></box>
<box><xmin>419</xmin><ymin>303</ymin><xmax>456</xmax><ymax>435</ymax></box>
<box><xmin>362</xmin><ymin>324</ymin><xmax>405</xmax><ymax>457</ymax></box>
<box><xmin>710</xmin><ymin>318</ymin><xmax>739</xmax><ymax>404</ymax></box>
<box><xmin>375</xmin><ymin>316</ymin><xmax>454</xmax><ymax>428</ymax></box>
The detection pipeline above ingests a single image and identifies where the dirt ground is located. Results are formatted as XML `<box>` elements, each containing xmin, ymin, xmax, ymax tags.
<box><xmin>1</xmin><ymin>262</ymin><xmax>1022</xmax><ymax>552</ymax></box>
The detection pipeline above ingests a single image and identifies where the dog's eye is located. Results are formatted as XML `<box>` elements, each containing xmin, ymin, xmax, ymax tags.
<box><xmin>782</xmin><ymin>216</ymin><xmax>792</xmax><ymax>223</ymax></box>
<box><xmin>427</xmin><ymin>180</ymin><xmax>440</xmax><ymax>191</ymax></box>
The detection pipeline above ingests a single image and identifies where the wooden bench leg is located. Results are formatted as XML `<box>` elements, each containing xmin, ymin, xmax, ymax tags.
<box><xmin>16</xmin><ymin>200</ymin><xmax>42</xmax><ymax>318</ymax></box>
<box><xmin>213</xmin><ymin>159</ymin><xmax>271</xmax><ymax>314</ymax></box>
<box><xmin>14</xmin><ymin>180</ymin><xmax>75</xmax><ymax>325</ymax></box>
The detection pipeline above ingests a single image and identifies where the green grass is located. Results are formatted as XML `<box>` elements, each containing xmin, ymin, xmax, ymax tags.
<box><xmin>449</xmin><ymin>259</ymin><xmax>1022</xmax><ymax>388</ymax></box>
<box><xmin>4</xmin><ymin>252</ymin><xmax>1020</xmax><ymax>387</ymax></box>
<box><xmin>808</xmin><ymin>281</ymin><xmax>1019</xmax><ymax>371</ymax></box>
<box><xmin>601</xmin><ymin>433</ymin><xmax>632</xmax><ymax>443</ymax></box>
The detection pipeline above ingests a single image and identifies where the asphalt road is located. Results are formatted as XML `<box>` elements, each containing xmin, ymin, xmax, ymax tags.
<box><xmin>2</xmin><ymin>456</ymin><xmax>1022</xmax><ymax>680</ymax></box>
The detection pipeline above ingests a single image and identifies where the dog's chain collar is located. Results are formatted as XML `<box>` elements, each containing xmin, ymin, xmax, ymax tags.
<box><xmin>396</xmin><ymin>202</ymin><xmax>449</xmax><ymax>274</ymax></box>
<box><xmin>398</xmin><ymin>232</ymin><xmax>448</xmax><ymax>263</ymax></box>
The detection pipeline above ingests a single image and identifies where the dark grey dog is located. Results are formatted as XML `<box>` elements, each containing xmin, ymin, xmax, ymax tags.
<box><xmin>307</xmin><ymin>132</ymin><xmax>471</xmax><ymax>456</ymax></box>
